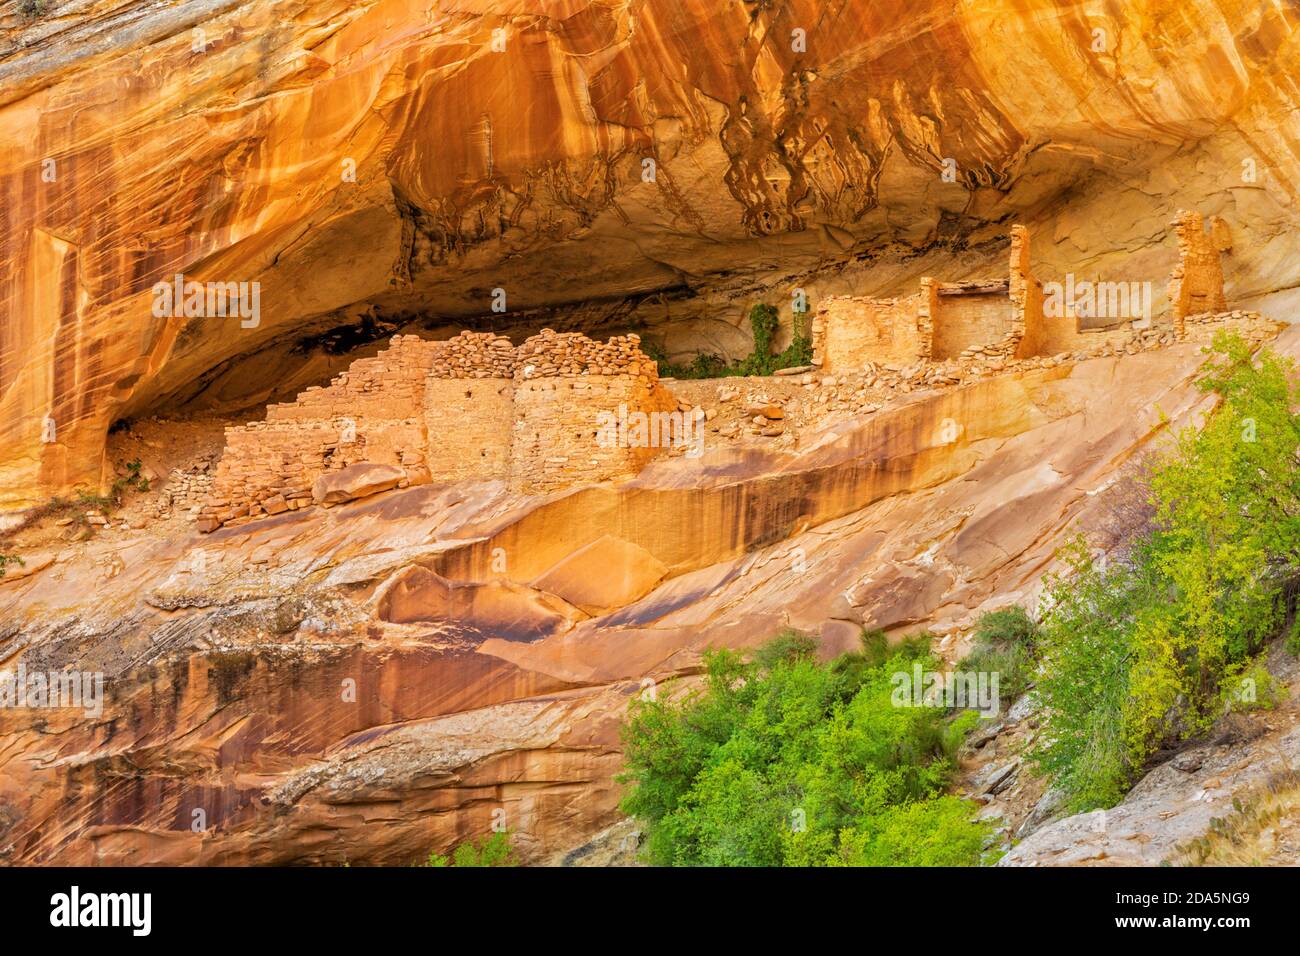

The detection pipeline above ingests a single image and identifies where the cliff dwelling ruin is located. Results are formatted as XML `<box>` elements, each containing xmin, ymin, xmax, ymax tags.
<box><xmin>194</xmin><ymin>210</ymin><xmax>1263</xmax><ymax>536</ymax></box>
<box><xmin>812</xmin><ymin>211</ymin><xmax>1232</xmax><ymax>374</ymax></box>
<box><xmin>8</xmin><ymin>0</ymin><xmax>1300</xmax><ymax>876</ymax></box>
<box><xmin>197</xmin><ymin>329</ymin><xmax>679</xmax><ymax>532</ymax></box>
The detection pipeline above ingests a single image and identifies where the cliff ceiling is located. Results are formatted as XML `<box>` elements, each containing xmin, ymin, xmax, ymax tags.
<box><xmin>2</xmin><ymin>0</ymin><xmax>1299</xmax><ymax>511</ymax></box>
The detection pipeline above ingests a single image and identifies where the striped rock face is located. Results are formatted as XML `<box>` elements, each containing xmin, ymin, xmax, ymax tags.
<box><xmin>0</xmin><ymin>327</ymin><xmax>1293</xmax><ymax>864</ymax></box>
<box><xmin>4</xmin><ymin>0</ymin><xmax>1300</xmax><ymax>510</ymax></box>
<box><xmin>2</xmin><ymin>4</ymin><xmax>1300</xmax><ymax>864</ymax></box>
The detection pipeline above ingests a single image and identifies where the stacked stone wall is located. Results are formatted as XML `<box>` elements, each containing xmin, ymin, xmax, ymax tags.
<box><xmin>199</xmin><ymin>329</ymin><xmax>676</xmax><ymax>530</ymax></box>
<box><xmin>930</xmin><ymin>285</ymin><xmax>1015</xmax><ymax>360</ymax></box>
<box><xmin>424</xmin><ymin>377</ymin><xmax>514</xmax><ymax>482</ymax></box>
<box><xmin>1010</xmin><ymin>225</ymin><xmax>1045</xmax><ymax>359</ymax></box>
<box><xmin>812</xmin><ymin>295</ymin><xmax>925</xmax><ymax>372</ymax></box>
<box><xmin>510</xmin><ymin>330</ymin><xmax>676</xmax><ymax>494</ymax></box>
<box><xmin>1167</xmin><ymin>210</ymin><xmax>1228</xmax><ymax>334</ymax></box>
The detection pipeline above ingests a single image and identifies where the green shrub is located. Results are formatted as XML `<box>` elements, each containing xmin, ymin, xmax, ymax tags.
<box><xmin>113</xmin><ymin>458</ymin><xmax>150</xmax><ymax>497</ymax></box>
<box><xmin>1286</xmin><ymin>616</ymin><xmax>1300</xmax><ymax>657</ymax></box>
<box><xmin>1033</xmin><ymin>332</ymin><xmax>1300</xmax><ymax>812</ymax></box>
<box><xmin>423</xmin><ymin>830</ymin><xmax>517</xmax><ymax>867</ymax></box>
<box><xmin>855</xmin><ymin>628</ymin><xmax>890</xmax><ymax>666</ymax></box>
<box><xmin>971</xmin><ymin>606</ymin><xmax>1039</xmax><ymax>654</ymax></box>
<box><xmin>963</xmin><ymin>643</ymin><xmax>1033</xmax><ymax>704</ymax></box>
<box><xmin>1032</xmin><ymin>539</ymin><xmax>1145</xmax><ymax>811</ymax></box>
<box><xmin>746</xmin><ymin>303</ymin><xmax>779</xmax><ymax>359</ymax></box>
<box><xmin>777</xmin><ymin>303</ymin><xmax>814</xmax><ymax>369</ymax></box>
<box><xmin>649</xmin><ymin>301</ymin><xmax>813</xmax><ymax>379</ymax></box>
<box><xmin>618</xmin><ymin>631</ymin><xmax>991</xmax><ymax>866</ymax></box>
<box><xmin>750</xmin><ymin>628</ymin><xmax>818</xmax><ymax>669</ymax></box>
<box><xmin>962</xmin><ymin>606</ymin><xmax>1039</xmax><ymax>702</ymax></box>
<box><xmin>1221</xmin><ymin>661</ymin><xmax>1283</xmax><ymax>714</ymax></box>
<box><xmin>811</xmin><ymin>796</ymin><xmax>995</xmax><ymax>866</ymax></box>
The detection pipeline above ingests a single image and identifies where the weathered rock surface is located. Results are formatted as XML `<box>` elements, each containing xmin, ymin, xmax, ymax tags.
<box><xmin>311</xmin><ymin>462</ymin><xmax>406</xmax><ymax>505</ymax></box>
<box><xmin>1001</xmin><ymin>651</ymin><xmax>1300</xmax><ymax>867</ymax></box>
<box><xmin>5</xmin><ymin>0</ymin><xmax>1300</xmax><ymax>863</ymax></box>
<box><xmin>4</xmin><ymin>0</ymin><xmax>1300</xmax><ymax>511</ymax></box>
<box><xmin>4</xmin><ymin>328</ymin><xmax>1295</xmax><ymax>865</ymax></box>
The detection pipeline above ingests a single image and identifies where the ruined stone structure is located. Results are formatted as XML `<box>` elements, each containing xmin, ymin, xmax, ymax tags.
<box><xmin>1167</xmin><ymin>210</ymin><xmax>1229</xmax><ymax>334</ymax></box>
<box><xmin>197</xmin><ymin>331</ymin><xmax>677</xmax><ymax>532</ymax></box>
<box><xmin>814</xmin><ymin>214</ymin><xmax>1230</xmax><ymax>373</ymax></box>
<box><xmin>812</xmin><ymin>225</ymin><xmax>1042</xmax><ymax>373</ymax></box>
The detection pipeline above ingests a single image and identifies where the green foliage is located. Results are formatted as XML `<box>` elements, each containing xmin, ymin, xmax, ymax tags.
<box><xmin>963</xmin><ymin>644</ymin><xmax>1032</xmax><ymax>704</ymax></box>
<box><xmin>111</xmin><ymin>459</ymin><xmax>150</xmax><ymax>498</ymax></box>
<box><xmin>856</xmin><ymin>628</ymin><xmax>890</xmax><ymax>666</ymax></box>
<box><xmin>962</xmin><ymin>606</ymin><xmax>1040</xmax><ymax>702</ymax></box>
<box><xmin>649</xmin><ymin>301</ymin><xmax>813</xmax><ymax>379</ymax></box>
<box><xmin>972</xmin><ymin>606</ymin><xmax>1040</xmax><ymax>654</ymax></box>
<box><xmin>618</xmin><ymin>631</ymin><xmax>991</xmax><ymax>866</ymax></box>
<box><xmin>423</xmin><ymin>831</ymin><xmax>517</xmax><ymax>867</ymax></box>
<box><xmin>747</xmin><ymin>303</ymin><xmax>780</xmax><ymax>359</ymax></box>
<box><xmin>1033</xmin><ymin>332</ymin><xmax>1300</xmax><ymax>812</ymax></box>
<box><xmin>75</xmin><ymin>491</ymin><xmax>114</xmax><ymax>512</ymax></box>
<box><xmin>1032</xmin><ymin>539</ymin><xmax>1146</xmax><ymax>811</ymax></box>
<box><xmin>749</xmin><ymin>628</ymin><xmax>818</xmax><ymax>669</ymax></box>
<box><xmin>55</xmin><ymin>460</ymin><xmax>152</xmax><ymax>529</ymax></box>
<box><xmin>20</xmin><ymin>0</ymin><xmax>49</xmax><ymax>20</ymax></box>
<box><xmin>778</xmin><ymin>302</ymin><xmax>814</xmax><ymax>369</ymax></box>
<box><xmin>643</xmin><ymin>340</ymin><xmax>733</xmax><ymax>380</ymax></box>
<box><xmin>808</xmin><ymin>796</ymin><xmax>996</xmax><ymax>867</ymax></box>
<box><xmin>1221</xmin><ymin>661</ymin><xmax>1282</xmax><ymax>714</ymax></box>
<box><xmin>1287</xmin><ymin>616</ymin><xmax>1300</xmax><ymax>657</ymax></box>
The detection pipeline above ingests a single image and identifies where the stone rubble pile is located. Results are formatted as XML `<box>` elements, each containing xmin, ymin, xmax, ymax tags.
<box><xmin>426</xmin><ymin>330</ymin><xmax>516</xmax><ymax>378</ymax></box>
<box><xmin>514</xmin><ymin>329</ymin><xmax>658</xmax><ymax>380</ymax></box>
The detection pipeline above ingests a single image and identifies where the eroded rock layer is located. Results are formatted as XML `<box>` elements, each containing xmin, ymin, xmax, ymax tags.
<box><xmin>4</xmin><ymin>0</ymin><xmax>1300</xmax><ymax>509</ymax></box>
<box><xmin>3</xmin><ymin>324</ymin><xmax>1294</xmax><ymax>865</ymax></box>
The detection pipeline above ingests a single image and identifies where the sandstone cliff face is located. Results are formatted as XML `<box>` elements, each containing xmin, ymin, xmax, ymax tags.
<box><xmin>3</xmin><ymin>327</ymin><xmax>1289</xmax><ymax>865</ymax></box>
<box><xmin>4</xmin><ymin>0</ymin><xmax>1300</xmax><ymax>510</ymax></box>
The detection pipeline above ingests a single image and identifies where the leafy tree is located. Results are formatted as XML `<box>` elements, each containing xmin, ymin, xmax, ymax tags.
<box><xmin>619</xmin><ymin>630</ymin><xmax>991</xmax><ymax>866</ymax></box>
<box><xmin>1033</xmin><ymin>333</ymin><xmax>1300</xmax><ymax>811</ymax></box>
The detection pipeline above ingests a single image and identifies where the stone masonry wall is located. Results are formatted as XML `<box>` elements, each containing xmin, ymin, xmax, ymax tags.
<box><xmin>1167</xmin><ymin>210</ymin><xmax>1228</xmax><ymax>334</ymax></box>
<box><xmin>424</xmin><ymin>377</ymin><xmax>514</xmax><ymax>482</ymax></box>
<box><xmin>930</xmin><ymin>284</ymin><xmax>1015</xmax><ymax>360</ymax></box>
<box><xmin>420</xmin><ymin>330</ymin><xmax>517</xmax><ymax>483</ymax></box>
<box><xmin>1009</xmin><ymin>225</ymin><xmax>1045</xmax><ymax>359</ymax></box>
<box><xmin>817</xmin><ymin>232</ymin><xmax>1034</xmax><ymax>373</ymax></box>
<box><xmin>510</xmin><ymin>330</ymin><xmax>678</xmax><ymax>494</ymax></box>
<box><xmin>915</xmin><ymin>277</ymin><xmax>938</xmax><ymax>363</ymax></box>
<box><xmin>814</xmin><ymin>219</ymin><xmax>1221</xmax><ymax>373</ymax></box>
<box><xmin>199</xmin><ymin>330</ymin><xmax>676</xmax><ymax>531</ymax></box>
<box><xmin>812</xmin><ymin>294</ymin><xmax>926</xmax><ymax>372</ymax></box>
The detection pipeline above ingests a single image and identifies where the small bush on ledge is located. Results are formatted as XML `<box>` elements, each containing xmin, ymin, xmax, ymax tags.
<box><xmin>422</xmin><ymin>830</ymin><xmax>517</xmax><ymax>867</ymax></box>
<box><xmin>649</xmin><ymin>302</ymin><xmax>813</xmax><ymax>379</ymax></box>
